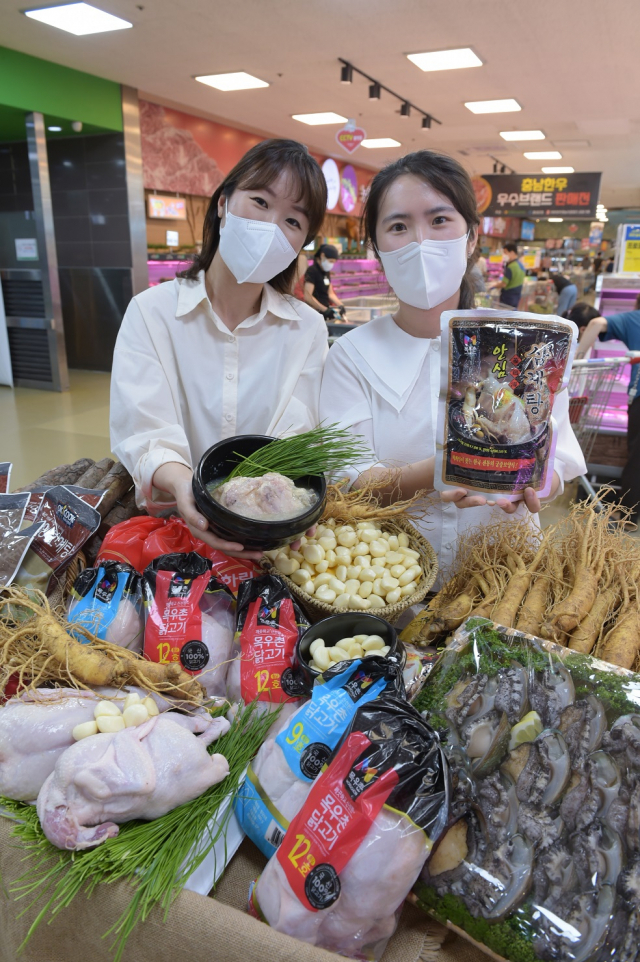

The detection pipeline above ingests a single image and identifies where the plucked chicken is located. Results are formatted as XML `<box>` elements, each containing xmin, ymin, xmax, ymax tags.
<box><xmin>211</xmin><ymin>473</ymin><xmax>316</xmax><ymax>521</ymax></box>
<box><xmin>37</xmin><ymin>713</ymin><xmax>230</xmax><ymax>850</ymax></box>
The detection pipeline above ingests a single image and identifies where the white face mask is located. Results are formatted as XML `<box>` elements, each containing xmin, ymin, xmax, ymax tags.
<box><xmin>218</xmin><ymin>201</ymin><xmax>297</xmax><ymax>284</ymax></box>
<box><xmin>319</xmin><ymin>258</ymin><xmax>335</xmax><ymax>272</ymax></box>
<box><xmin>378</xmin><ymin>233</ymin><xmax>469</xmax><ymax>310</ymax></box>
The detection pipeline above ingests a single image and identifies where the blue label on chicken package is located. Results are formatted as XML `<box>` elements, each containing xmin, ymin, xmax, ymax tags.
<box><xmin>234</xmin><ymin>769</ymin><xmax>289</xmax><ymax>860</ymax></box>
<box><xmin>276</xmin><ymin>660</ymin><xmax>390</xmax><ymax>782</ymax></box>
<box><xmin>68</xmin><ymin>564</ymin><xmax>128</xmax><ymax>642</ymax></box>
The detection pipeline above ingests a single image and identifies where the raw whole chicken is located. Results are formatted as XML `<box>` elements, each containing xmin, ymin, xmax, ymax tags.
<box><xmin>0</xmin><ymin>687</ymin><xmax>215</xmax><ymax>802</ymax></box>
<box><xmin>255</xmin><ymin>807</ymin><xmax>429</xmax><ymax>955</ymax></box>
<box><xmin>104</xmin><ymin>597</ymin><xmax>144</xmax><ymax>652</ymax></box>
<box><xmin>37</xmin><ymin>713</ymin><xmax>230</xmax><ymax>850</ymax></box>
<box><xmin>213</xmin><ymin>473</ymin><xmax>316</xmax><ymax>521</ymax></box>
<box><xmin>199</xmin><ymin>607</ymin><xmax>234</xmax><ymax>698</ymax></box>
<box><xmin>0</xmin><ymin>688</ymin><xmax>123</xmax><ymax>802</ymax></box>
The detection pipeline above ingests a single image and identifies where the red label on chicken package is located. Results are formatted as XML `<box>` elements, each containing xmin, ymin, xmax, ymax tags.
<box><xmin>144</xmin><ymin>568</ymin><xmax>210</xmax><ymax>673</ymax></box>
<box><xmin>275</xmin><ymin>731</ymin><xmax>399</xmax><ymax>912</ymax></box>
<box><xmin>240</xmin><ymin>596</ymin><xmax>298</xmax><ymax>703</ymax></box>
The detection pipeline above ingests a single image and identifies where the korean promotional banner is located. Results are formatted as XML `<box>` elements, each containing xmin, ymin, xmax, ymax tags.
<box><xmin>473</xmin><ymin>172</ymin><xmax>602</xmax><ymax>219</ymax></box>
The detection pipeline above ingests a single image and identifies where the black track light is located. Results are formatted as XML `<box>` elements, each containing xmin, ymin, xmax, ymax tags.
<box><xmin>369</xmin><ymin>82</ymin><xmax>381</xmax><ymax>100</ymax></box>
<box><xmin>493</xmin><ymin>162</ymin><xmax>498</xmax><ymax>173</ymax></box>
<box><xmin>340</xmin><ymin>63</ymin><xmax>353</xmax><ymax>84</ymax></box>
<box><xmin>500</xmin><ymin>164</ymin><xmax>506</xmax><ymax>174</ymax></box>
<box><xmin>422</xmin><ymin>116</ymin><xmax>431</xmax><ymax>130</ymax></box>
<box><xmin>400</xmin><ymin>101</ymin><xmax>410</xmax><ymax>118</ymax></box>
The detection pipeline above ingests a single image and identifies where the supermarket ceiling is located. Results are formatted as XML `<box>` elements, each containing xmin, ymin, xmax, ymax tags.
<box><xmin>2</xmin><ymin>0</ymin><xmax>640</xmax><ymax>207</ymax></box>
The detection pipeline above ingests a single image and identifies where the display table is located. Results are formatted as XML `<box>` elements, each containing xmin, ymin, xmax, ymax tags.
<box><xmin>0</xmin><ymin>819</ymin><xmax>489</xmax><ymax>962</ymax></box>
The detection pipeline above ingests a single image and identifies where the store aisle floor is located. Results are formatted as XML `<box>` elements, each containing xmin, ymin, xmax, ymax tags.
<box><xmin>0</xmin><ymin>371</ymin><xmax>112</xmax><ymax>490</ymax></box>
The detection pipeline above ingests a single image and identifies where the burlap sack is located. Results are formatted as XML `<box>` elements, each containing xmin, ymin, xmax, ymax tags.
<box><xmin>0</xmin><ymin>819</ymin><xmax>490</xmax><ymax>962</ymax></box>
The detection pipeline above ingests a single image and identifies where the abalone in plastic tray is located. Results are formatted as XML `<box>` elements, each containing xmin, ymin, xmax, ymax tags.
<box><xmin>412</xmin><ymin>618</ymin><xmax>640</xmax><ymax>962</ymax></box>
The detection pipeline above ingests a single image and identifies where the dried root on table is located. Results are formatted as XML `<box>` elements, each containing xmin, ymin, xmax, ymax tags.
<box><xmin>321</xmin><ymin>477</ymin><xmax>429</xmax><ymax>524</ymax></box>
<box><xmin>0</xmin><ymin>586</ymin><xmax>204</xmax><ymax>704</ymax></box>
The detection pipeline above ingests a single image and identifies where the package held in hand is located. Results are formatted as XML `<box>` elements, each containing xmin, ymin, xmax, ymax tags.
<box><xmin>143</xmin><ymin>552</ymin><xmax>236</xmax><ymax>699</ymax></box>
<box><xmin>235</xmin><ymin>655</ymin><xmax>405</xmax><ymax>858</ymax></box>
<box><xmin>67</xmin><ymin>560</ymin><xmax>144</xmax><ymax>651</ymax></box>
<box><xmin>250</xmin><ymin>695</ymin><xmax>449</xmax><ymax>960</ymax></box>
<box><xmin>435</xmin><ymin>310</ymin><xmax>578</xmax><ymax>501</ymax></box>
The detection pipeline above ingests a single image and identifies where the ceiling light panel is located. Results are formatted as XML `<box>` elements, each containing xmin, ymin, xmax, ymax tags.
<box><xmin>541</xmin><ymin>166</ymin><xmax>574</xmax><ymax>173</ymax></box>
<box><xmin>524</xmin><ymin>151</ymin><xmax>562</xmax><ymax>160</ymax></box>
<box><xmin>407</xmin><ymin>48</ymin><xmax>482</xmax><ymax>71</ymax></box>
<box><xmin>195</xmin><ymin>72</ymin><xmax>269</xmax><ymax>91</ymax></box>
<box><xmin>361</xmin><ymin>138</ymin><xmax>401</xmax><ymax>148</ymax></box>
<box><xmin>465</xmin><ymin>99</ymin><xmax>521</xmax><ymax>114</ymax></box>
<box><xmin>500</xmin><ymin>130</ymin><xmax>545</xmax><ymax>141</ymax></box>
<box><xmin>292</xmin><ymin>112</ymin><xmax>347</xmax><ymax>125</ymax></box>
<box><xmin>24</xmin><ymin>3</ymin><xmax>132</xmax><ymax>35</ymax></box>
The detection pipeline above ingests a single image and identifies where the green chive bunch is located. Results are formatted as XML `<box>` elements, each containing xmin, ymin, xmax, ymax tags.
<box><xmin>227</xmin><ymin>424</ymin><xmax>371</xmax><ymax>481</ymax></box>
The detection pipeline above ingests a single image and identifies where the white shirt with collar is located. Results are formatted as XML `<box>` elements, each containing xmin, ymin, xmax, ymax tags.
<box><xmin>110</xmin><ymin>270</ymin><xmax>328</xmax><ymax>512</ymax></box>
<box><xmin>319</xmin><ymin>313</ymin><xmax>586</xmax><ymax>582</ymax></box>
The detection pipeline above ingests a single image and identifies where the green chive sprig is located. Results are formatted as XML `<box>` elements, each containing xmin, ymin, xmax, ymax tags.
<box><xmin>227</xmin><ymin>424</ymin><xmax>371</xmax><ymax>481</ymax></box>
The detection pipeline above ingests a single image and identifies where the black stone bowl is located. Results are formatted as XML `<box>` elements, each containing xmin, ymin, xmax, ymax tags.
<box><xmin>192</xmin><ymin>435</ymin><xmax>327</xmax><ymax>551</ymax></box>
<box><xmin>296</xmin><ymin>612</ymin><xmax>403</xmax><ymax>688</ymax></box>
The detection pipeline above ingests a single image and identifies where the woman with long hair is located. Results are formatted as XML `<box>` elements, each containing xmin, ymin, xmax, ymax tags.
<box><xmin>319</xmin><ymin>150</ymin><xmax>585</xmax><ymax>575</ymax></box>
<box><xmin>111</xmin><ymin>140</ymin><xmax>328</xmax><ymax>558</ymax></box>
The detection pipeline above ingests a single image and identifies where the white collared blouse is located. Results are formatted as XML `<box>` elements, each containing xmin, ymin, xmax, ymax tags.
<box><xmin>110</xmin><ymin>271</ymin><xmax>328</xmax><ymax>511</ymax></box>
<box><xmin>319</xmin><ymin>314</ymin><xmax>587</xmax><ymax>581</ymax></box>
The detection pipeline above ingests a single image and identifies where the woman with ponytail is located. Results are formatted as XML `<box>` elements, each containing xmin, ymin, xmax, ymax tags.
<box><xmin>319</xmin><ymin>150</ymin><xmax>584</xmax><ymax>577</ymax></box>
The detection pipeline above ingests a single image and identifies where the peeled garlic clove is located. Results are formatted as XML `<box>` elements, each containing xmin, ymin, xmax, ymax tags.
<box><xmin>97</xmin><ymin>715</ymin><xmax>126</xmax><ymax>734</ymax></box>
<box><xmin>123</xmin><ymin>704</ymin><xmax>150</xmax><ymax>728</ymax></box>
<box><xmin>335</xmin><ymin>637</ymin><xmax>355</xmax><ymax>651</ymax></box>
<box><xmin>325</xmin><ymin>549</ymin><xmax>338</xmax><ymax>567</ymax></box>
<box><xmin>72</xmin><ymin>720</ymin><xmax>98</xmax><ymax>741</ymax></box>
<box><xmin>335</xmin><ymin>547</ymin><xmax>352</xmax><ymax>565</ymax></box>
<box><xmin>335</xmin><ymin>564</ymin><xmax>348</xmax><ymax>583</ymax></box>
<box><xmin>360</xmin><ymin>529</ymin><xmax>377</xmax><ymax>544</ymax></box>
<box><xmin>349</xmin><ymin>594</ymin><xmax>369</xmax><ymax>610</ymax></box>
<box><xmin>123</xmin><ymin>692</ymin><xmax>141</xmax><ymax>711</ymax></box>
<box><xmin>275</xmin><ymin>556</ymin><xmax>301</xmax><ymax>576</ymax></box>
<box><xmin>309</xmin><ymin>638</ymin><xmax>325</xmax><ymax>657</ymax></box>
<box><xmin>315</xmin><ymin>585</ymin><xmax>337</xmax><ymax>604</ymax></box>
<box><xmin>399</xmin><ymin>564</ymin><xmax>422</xmax><ymax>587</ymax></box>
<box><xmin>300</xmin><ymin>560</ymin><xmax>315</xmax><ymax>575</ymax></box>
<box><xmin>318</xmin><ymin>536</ymin><xmax>337</xmax><ymax>552</ymax></box>
<box><xmin>143</xmin><ymin>696</ymin><xmax>160</xmax><ymax>717</ymax></box>
<box><xmin>290</xmin><ymin>569</ymin><xmax>309</xmax><ymax>586</ymax></box>
<box><xmin>368</xmin><ymin>594</ymin><xmax>385</xmax><ymax>608</ymax></box>
<box><xmin>302</xmin><ymin>580</ymin><xmax>315</xmax><ymax>595</ymax></box>
<box><xmin>325</xmin><ymin>517</ymin><xmax>336</xmax><ymax>527</ymax></box>
<box><xmin>389</xmin><ymin>564</ymin><xmax>406</xmax><ymax>579</ymax></box>
<box><xmin>359</xmin><ymin>581</ymin><xmax>373</xmax><ymax>599</ymax></box>
<box><xmin>344</xmin><ymin>579</ymin><xmax>361</xmax><ymax>595</ymax></box>
<box><xmin>380</xmin><ymin>646</ymin><xmax>391</xmax><ymax>656</ymax></box>
<box><xmin>369</xmin><ymin>540</ymin><xmax>387</xmax><ymax>558</ymax></box>
<box><xmin>401</xmin><ymin>548</ymin><xmax>420</xmax><ymax>561</ymax></box>
<box><xmin>398</xmin><ymin>532</ymin><xmax>410</xmax><ymax>548</ymax></box>
<box><xmin>313</xmin><ymin>647</ymin><xmax>331</xmax><ymax>671</ymax></box>
<box><xmin>372</xmin><ymin>579</ymin><xmax>385</xmax><ymax>597</ymax></box>
<box><xmin>289</xmin><ymin>549</ymin><xmax>304</xmax><ymax>563</ymax></box>
<box><xmin>387</xmin><ymin>535</ymin><xmax>399</xmax><ymax>551</ymax></box>
<box><xmin>401</xmin><ymin>581</ymin><xmax>417</xmax><ymax>597</ymax></box>
<box><xmin>372</xmin><ymin>565</ymin><xmax>386</xmax><ymax>577</ymax></box>
<box><xmin>315</xmin><ymin>560</ymin><xmax>329</xmax><ymax>573</ymax></box>
<box><xmin>314</xmin><ymin>572</ymin><xmax>333</xmax><ymax>588</ymax></box>
<box><xmin>385</xmin><ymin>587</ymin><xmax>402</xmax><ymax>605</ymax></box>
<box><xmin>349</xmin><ymin>643</ymin><xmax>364</xmax><ymax>659</ymax></box>
<box><xmin>95</xmin><ymin>700</ymin><xmax>122</xmax><ymax>719</ymax></box>
<box><xmin>362</xmin><ymin>635</ymin><xmax>385</xmax><ymax>651</ymax></box>
<box><xmin>385</xmin><ymin>551</ymin><xmax>405</xmax><ymax>566</ymax></box>
<box><xmin>333</xmin><ymin>593</ymin><xmax>351</xmax><ymax>608</ymax></box>
<box><xmin>353</xmin><ymin>554</ymin><xmax>371</xmax><ymax>569</ymax></box>
<box><xmin>303</xmin><ymin>544</ymin><xmax>325</xmax><ymax>565</ymax></box>
<box><xmin>353</xmin><ymin>542</ymin><xmax>369</xmax><ymax>557</ymax></box>
<box><xmin>328</xmin><ymin>647</ymin><xmax>347</xmax><ymax>662</ymax></box>
<box><xmin>328</xmin><ymin>577</ymin><xmax>346</xmax><ymax>594</ymax></box>
<box><xmin>337</xmin><ymin>529</ymin><xmax>357</xmax><ymax>548</ymax></box>
<box><xmin>358</xmin><ymin>568</ymin><xmax>376</xmax><ymax>583</ymax></box>
<box><xmin>381</xmin><ymin>575</ymin><xmax>400</xmax><ymax>591</ymax></box>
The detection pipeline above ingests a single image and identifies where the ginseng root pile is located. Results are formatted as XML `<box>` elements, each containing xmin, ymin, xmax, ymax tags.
<box><xmin>401</xmin><ymin>495</ymin><xmax>640</xmax><ymax>671</ymax></box>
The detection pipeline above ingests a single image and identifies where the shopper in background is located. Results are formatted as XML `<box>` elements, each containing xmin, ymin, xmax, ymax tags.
<box><xmin>319</xmin><ymin>150</ymin><xmax>585</xmax><ymax>578</ymax></box>
<box><xmin>552</xmin><ymin>273</ymin><xmax>578</xmax><ymax>316</ymax></box>
<box><xmin>467</xmin><ymin>248</ymin><xmax>486</xmax><ymax>295</ymax></box>
<box><xmin>593</xmin><ymin>252</ymin><xmax>603</xmax><ymax>275</ymax></box>
<box><xmin>606</xmin><ymin>256</ymin><xmax>615</xmax><ymax>273</ymax></box>
<box><xmin>567</xmin><ymin>302</ymin><xmax>600</xmax><ymax>338</ymax></box>
<box><xmin>304</xmin><ymin>244</ymin><xmax>346</xmax><ymax>319</ymax></box>
<box><xmin>495</xmin><ymin>241</ymin><xmax>526</xmax><ymax>308</ymax></box>
<box><xmin>577</xmin><ymin>293</ymin><xmax>640</xmax><ymax>520</ymax></box>
<box><xmin>111</xmin><ymin>139</ymin><xmax>328</xmax><ymax>557</ymax></box>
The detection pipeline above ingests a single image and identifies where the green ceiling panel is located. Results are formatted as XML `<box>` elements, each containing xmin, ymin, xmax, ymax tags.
<box><xmin>0</xmin><ymin>46</ymin><xmax>122</xmax><ymax>132</ymax></box>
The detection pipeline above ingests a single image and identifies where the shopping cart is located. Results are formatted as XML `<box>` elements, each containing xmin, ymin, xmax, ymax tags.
<box><xmin>568</xmin><ymin>356</ymin><xmax>637</xmax><ymax>500</ymax></box>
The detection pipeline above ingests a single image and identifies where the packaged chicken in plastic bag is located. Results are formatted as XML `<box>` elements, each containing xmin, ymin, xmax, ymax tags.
<box><xmin>226</xmin><ymin>573</ymin><xmax>309</xmax><ymax>719</ymax></box>
<box><xmin>67</xmin><ymin>561</ymin><xmax>144</xmax><ymax>651</ymax></box>
<box><xmin>236</xmin><ymin>655</ymin><xmax>405</xmax><ymax>858</ymax></box>
<box><xmin>250</xmin><ymin>695</ymin><xmax>449</xmax><ymax>960</ymax></box>
<box><xmin>143</xmin><ymin>552</ymin><xmax>236</xmax><ymax>700</ymax></box>
<box><xmin>435</xmin><ymin>310</ymin><xmax>578</xmax><ymax>501</ymax></box>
